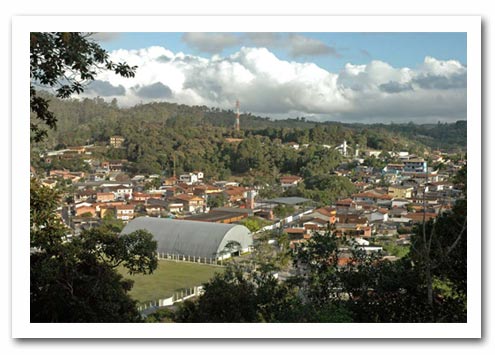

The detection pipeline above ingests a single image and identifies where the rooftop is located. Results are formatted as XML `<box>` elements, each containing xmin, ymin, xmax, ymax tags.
<box><xmin>263</xmin><ymin>197</ymin><xmax>312</xmax><ymax>205</ymax></box>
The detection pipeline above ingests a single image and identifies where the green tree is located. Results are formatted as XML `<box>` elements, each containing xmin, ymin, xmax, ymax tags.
<box><xmin>407</xmin><ymin>165</ymin><xmax>467</xmax><ymax>322</ymax></box>
<box><xmin>174</xmin><ymin>264</ymin><xmax>303</xmax><ymax>323</ymax></box>
<box><xmin>239</xmin><ymin>217</ymin><xmax>270</xmax><ymax>233</ymax></box>
<box><xmin>177</xmin><ymin>266</ymin><xmax>258</xmax><ymax>322</ymax></box>
<box><xmin>30</xmin><ymin>32</ymin><xmax>137</xmax><ymax>141</ymax></box>
<box><xmin>273</xmin><ymin>204</ymin><xmax>295</xmax><ymax>219</ymax></box>
<box><xmin>30</xmin><ymin>179</ymin><xmax>157</xmax><ymax>322</ymax></box>
<box><xmin>207</xmin><ymin>193</ymin><xmax>226</xmax><ymax>208</ymax></box>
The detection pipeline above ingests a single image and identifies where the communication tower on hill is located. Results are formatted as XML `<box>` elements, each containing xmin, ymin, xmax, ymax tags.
<box><xmin>235</xmin><ymin>99</ymin><xmax>240</xmax><ymax>131</ymax></box>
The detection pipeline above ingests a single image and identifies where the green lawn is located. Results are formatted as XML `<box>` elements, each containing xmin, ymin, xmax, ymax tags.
<box><xmin>118</xmin><ymin>260</ymin><xmax>223</xmax><ymax>304</ymax></box>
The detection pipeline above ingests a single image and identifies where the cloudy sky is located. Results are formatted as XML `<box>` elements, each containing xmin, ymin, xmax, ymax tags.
<box><xmin>82</xmin><ymin>32</ymin><xmax>467</xmax><ymax>123</ymax></box>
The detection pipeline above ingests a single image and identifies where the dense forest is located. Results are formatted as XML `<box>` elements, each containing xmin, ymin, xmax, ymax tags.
<box><xmin>31</xmin><ymin>93</ymin><xmax>467</xmax><ymax>187</ymax></box>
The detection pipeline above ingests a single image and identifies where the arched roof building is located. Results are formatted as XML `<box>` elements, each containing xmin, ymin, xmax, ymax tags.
<box><xmin>121</xmin><ymin>217</ymin><xmax>253</xmax><ymax>259</ymax></box>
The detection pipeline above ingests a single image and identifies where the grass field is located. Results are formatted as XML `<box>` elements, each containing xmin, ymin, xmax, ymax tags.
<box><xmin>118</xmin><ymin>260</ymin><xmax>223</xmax><ymax>304</ymax></box>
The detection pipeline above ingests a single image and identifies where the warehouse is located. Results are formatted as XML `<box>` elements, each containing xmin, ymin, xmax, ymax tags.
<box><xmin>121</xmin><ymin>217</ymin><xmax>253</xmax><ymax>260</ymax></box>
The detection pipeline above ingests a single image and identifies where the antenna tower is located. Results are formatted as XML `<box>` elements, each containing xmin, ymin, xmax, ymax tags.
<box><xmin>235</xmin><ymin>99</ymin><xmax>240</xmax><ymax>131</ymax></box>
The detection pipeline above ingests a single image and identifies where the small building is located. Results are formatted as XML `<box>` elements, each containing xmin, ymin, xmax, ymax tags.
<box><xmin>310</xmin><ymin>206</ymin><xmax>337</xmax><ymax>224</ymax></box>
<box><xmin>388</xmin><ymin>185</ymin><xmax>414</xmax><ymax>199</ymax></box>
<box><xmin>96</xmin><ymin>192</ymin><xmax>115</xmax><ymax>203</ymax></box>
<box><xmin>75</xmin><ymin>205</ymin><xmax>97</xmax><ymax>217</ymax></box>
<box><xmin>223</xmin><ymin>186</ymin><xmax>248</xmax><ymax>204</ymax></box>
<box><xmin>179</xmin><ymin>172</ymin><xmax>203</xmax><ymax>185</ymax></box>
<box><xmin>163</xmin><ymin>176</ymin><xmax>177</xmax><ymax>186</ymax></box>
<box><xmin>101</xmin><ymin>160</ymin><xmax>127</xmax><ymax>172</ymax></box>
<box><xmin>193</xmin><ymin>184</ymin><xmax>224</xmax><ymax>196</ymax></box>
<box><xmin>365</xmin><ymin>149</ymin><xmax>382</xmax><ymax>158</ymax></box>
<box><xmin>279</xmin><ymin>175</ymin><xmax>303</xmax><ymax>190</ymax></box>
<box><xmin>145</xmin><ymin>202</ymin><xmax>167</xmax><ymax>217</ymax></box>
<box><xmin>382</xmin><ymin>163</ymin><xmax>404</xmax><ymax>175</ymax></box>
<box><xmin>110</xmin><ymin>135</ymin><xmax>125</xmax><ymax>148</ymax></box>
<box><xmin>404</xmin><ymin>159</ymin><xmax>427</xmax><ymax>173</ymax></box>
<box><xmin>172</xmin><ymin>194</ymin><xmax>205</xmax><ymax>213</ymax></box>
<box><xmin>167</xmin><ymin>201</ymin><xmax>184</xmax><ymax>214</ymax></box>
<box><xmin>184</xmin><ymin>209</ymin><xmax>248</xmax><ymax>224</ymax></box>
<box><xmin>284</xmin><ymin>227</ymin><xmax>310</xmax><ymax>242</ymax></box>
<box><xmin>110</xmin><ymin>185</ymin><xmax>133</xmax><ymax>200</ymax></box>
<box><xmin>116</xmin><ymin>204</ymin><xmax>135</xmax><ymax>222</ymax></box>
<box><xmin>334</xmin><ymin>223</ymin><xmax>372</xmax><ymax>238</ymax></box>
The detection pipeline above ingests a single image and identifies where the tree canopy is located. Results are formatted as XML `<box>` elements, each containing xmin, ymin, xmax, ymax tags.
<box><xmin>30</xmin><ymin>179</ymin><xmax>157</xmax><ymax>322</ymax></box>
<box><xmin>30</xmin><ymin>32</ymin><xmax>137</xmax><ymax>142</ymax></box>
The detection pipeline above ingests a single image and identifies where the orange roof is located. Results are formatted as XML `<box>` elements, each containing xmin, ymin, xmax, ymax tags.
<box><xmin>174</xmin><ymin>193</ymin><xmax>204</xmax><ymax>202</ymax></box>
<box><xmin>405</xmin><ymin>212</ymin><xmax>438</xmax><ymax>222</ymax></box>
<box><xmin>116</xmin><ymin>204</ymin><xmax>135</xmax><ymax>211</ymax></box>
<box><xmin>280</xmin><ymin>175</ymin><xmax>302</xmax><ymax>183</ymax></box>
<box><xmin>284</xmin><ymin>228</ymin><xmax>306</xmax><ymax>234</ymax></box>
<box><xmin>96</xmin><ymin>201</ymin><xmax>125</xmax><ymax>207</ymax></box>
<box><xmin>224</xmin><ymin>187</ymin><xmax>246</xmax><ymax>195</ymax></box>
<box><xmin>336</xmin><ymin>198</ymin><xmax>353</xmax><ymax>205</ymax></box>
<box><xmin>315</xmin><ymin>207</ymin><xmax>337</xmax><ymax>216</ymax></box>
<box><xmin>353</xmin><ymin>192</ymin><xmax>393</xmax><ymax>200</ymax></box>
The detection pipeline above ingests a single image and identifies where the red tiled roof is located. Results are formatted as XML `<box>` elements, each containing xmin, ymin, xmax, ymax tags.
<box><xmin>280</xmin><ymin>175</ymin><xmax>302</xmax><ymax>183</ymax></box>
<box><xmin>405</xmin><ymin>212</ymin><xmax>438</xmax><ymax>222</ymax></box>
<box><xmin>284</xmin><ymin>228</ymin><xmax>306</xmax><ymax>234</ymax></box>
<box><xmin>315</xmin><ymin>207</ymin><xmax>337</xmax><ymax>216</ymax></box>
<box><xmin>336</xmin><ymin>198</ymin><xmax>353</xmax><ymax>205</ymax></box>
<box><xmin>174</xmin><ymin>193</ymin><xmax>204</xmax><ymax>202</ymax></box>
<box><xmin>353</xmin><ymin>192</ymin><xmax>393</xmax><ymax>200</ymax></box>
<box><xmin>224</xmin><ymin>187</ymin><xmax>246</xmax><ymax>195</ymax></box>
<box><xmin>116</xmin><ymin>204</ymin><xmax>135</xmax><ymax>211</ymax></box>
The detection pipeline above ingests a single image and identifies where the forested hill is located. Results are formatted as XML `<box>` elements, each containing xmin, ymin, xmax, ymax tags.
<box><xmin>31</xmin><ymin>93</ymin><xmax>467</xmax><ymax>152</ymax></box>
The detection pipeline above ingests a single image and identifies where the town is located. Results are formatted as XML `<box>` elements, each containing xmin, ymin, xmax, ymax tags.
<box><xmin>32</xmin><ymin>133</ymin><xmax>466</xmax><ymax>265</ymax></box>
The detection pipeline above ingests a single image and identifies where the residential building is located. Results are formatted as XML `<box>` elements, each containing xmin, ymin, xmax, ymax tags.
<box><xmin>388</xmin><ymin>185</ymin><xmax>414</xmax><ymax>199</ymax></box>
<box><xmin>404</xmin><ymin>159</ymin><xmax>427</xmax><ymax>173</ymax></box>
<box><xmin>172</xmin><ymin>194</ymin><xmax>205</xmax><ymax>213</ymax></box>
<box><xmin>223</xmin><ymin>186</ymin><xmax>248</xmax><ymax>205</ymax></box>
<box><xmin>109</xmin><ymin>135</ymin><xmax>125</xmax><ymax>148</ymax></box>
<box><xmin>116</xmin><ymin>204</ymin><xmax>135</xmax><ymax>222</ymax></box>
<box><xmin>96</xmin><ymin>192</ymin><xmax>115</xmax><ymax>202</ymax></box>
<box><xmin>167</xmin><ymin>201</ymin><xmax>184</xmax><ymax>214</ymax></box>
<box><xmin>75</xmin><ymin>205</ymin><xmax>97</xmax><ymax>217</ymax></box>
<box><xmin>184</xmin><ymin>210</ymin><xmax>248</xmax><ymax>224</ymax></box>
<box><xmin>110</xmin><ymin>185</ymin><xmax>133</xmax><ymax>200</ymax></box>
<box><xmin>279</xmin><ymin>175</ymin><xmax>303</xmax><ymax>190</ymax></box>
<box><xmin>163</xmin><ymin>176</ymin><xmax>177</xmax><ymax>186</ymax></box>
<box><xmin>179</xmin><ymin>172</ymin><xmax>200</xmax><ymax>185</ymax></box>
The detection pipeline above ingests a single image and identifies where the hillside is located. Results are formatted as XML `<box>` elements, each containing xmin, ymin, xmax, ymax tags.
<box><xmin>30</xmin><ymin>93</ymin><xmax>466</xmax><ymax>186</ymax></box>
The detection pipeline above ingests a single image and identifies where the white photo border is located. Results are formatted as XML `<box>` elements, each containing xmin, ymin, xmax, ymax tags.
<box><xmin>12</xmin><ymin>15</ymin><xmax>481</xmax><ymax>339</ymax></box>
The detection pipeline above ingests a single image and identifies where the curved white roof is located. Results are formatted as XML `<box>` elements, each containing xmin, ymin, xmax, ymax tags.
<box><xmin>121</xmin><ymin>217</ymin><xmax>252</xmax><ymax>259</ymax></box>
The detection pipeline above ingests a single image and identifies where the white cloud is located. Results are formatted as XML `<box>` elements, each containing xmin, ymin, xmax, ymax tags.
<box><xmin>80</xmin><ymin>46</ymin><xmax>466</xmax><ymax>123</ymax></box>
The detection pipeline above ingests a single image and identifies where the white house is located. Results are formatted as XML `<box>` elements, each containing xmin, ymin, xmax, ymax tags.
<box><xmin>179</xmin><ymin>172</ymin><xmax>203</xmax><ymax>185</ymax></box>
<box><xmin>113</xmin><ymin>185</ymin><xmax>133</xmax><ymax>200</ymax></box>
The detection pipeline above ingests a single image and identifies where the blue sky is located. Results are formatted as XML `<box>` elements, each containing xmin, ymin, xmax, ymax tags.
<box><xmin>97</xmin><ymin>32</ymin><xmax>466</xmax><ymax>73</ymax></box>
<box><xmin>87</xmin><ymin>32</ymin><xmax>467</xmax><ymax>123</ymax></box>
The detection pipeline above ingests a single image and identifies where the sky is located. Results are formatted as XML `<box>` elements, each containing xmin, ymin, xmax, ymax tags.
<box><xmin>82</xmin><ymin>32</ymin><xmax>467</xmax><ymax>123</ymax></box>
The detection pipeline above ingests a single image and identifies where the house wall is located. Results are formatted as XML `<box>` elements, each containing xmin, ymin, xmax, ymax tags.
<box><xmin>76</xmin><ymin>206</ymin><xmax>96</xmax><ymax>217</ymax></box>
